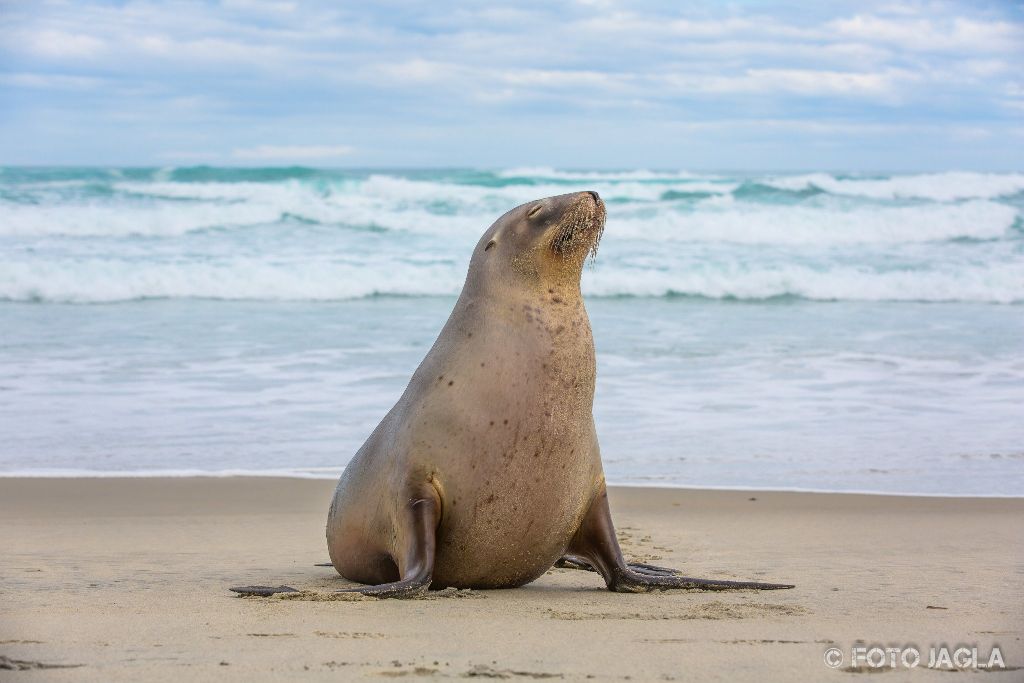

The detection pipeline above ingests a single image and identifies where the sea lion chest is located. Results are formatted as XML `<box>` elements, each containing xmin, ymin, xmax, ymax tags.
<box><xmin>397</xmin><ymin>296</ymin><xmax>602</xmax><ymax>587</ymax></box>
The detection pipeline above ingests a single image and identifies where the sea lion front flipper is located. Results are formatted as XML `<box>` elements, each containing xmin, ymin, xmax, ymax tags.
<box><xmin>566</xmin><ymin>485</ymin><xmax>795</xmax><ymax>592</ymax></box>
<box><xmin>332</xmin><ymin>483</ymin><xmax>441</xmax><ymax>600</ymax></box>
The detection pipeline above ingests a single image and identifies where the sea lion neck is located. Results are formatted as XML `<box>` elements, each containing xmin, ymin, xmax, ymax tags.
<box><xmin>456</xmin><ymin>270</ymin><xmax>587</xmax><ymax>326</ymax></box>
<box><xmin>462</xmin><ymin>251</ymin><xmax>582</xmax><ymax>302</ymax></box>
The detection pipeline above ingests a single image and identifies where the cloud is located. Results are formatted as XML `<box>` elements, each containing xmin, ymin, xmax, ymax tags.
<box><xmin>23</xmin><ymin>30</ymin><xmax>105</xmax><ymax>58</ymax></box>
<box><xmin>130</xmin><ymin>34</ymin><xmax>284</xmax><ymax>64</ymax></box>
<box><xmin>829</xmin><ymin>14</ymin><xmax>1021</xmax><ymax>52</ymax></box>
<box><xmin>0</xmin><ymin>72</ymin><xmax>102</xmax><ymax>90</ymax></box>
<box><xmin>372</xmin><ymin>61</ymin><xmax>914</xmax><ymax>103</ymax></box>
<box><xmin>376</xmin><ymin>59</ymin><xmax>468</xmax><ymax>85</ymax></box>
<box><xmin>580</xmin><ymin>13</ymin><xmax>809</xmax><ymax>40</ymax></box>
<box><xmin>732</xmin><ymin>67</ymin><xmax>916</xmax><ymax>97</ymax></box>
<box><xmin>221</xmin><ymin>0</ymin><xmax>297</xmax><ymax>13</ymax></box>
<box><xmin>231</xmin><ymin>145</ymin><xmax>355</xmax><ymax>160</ymax></box>
<box><xmin>0</xmin><ymin>0</ymin><xmax>1021</xmax><ymax>168</ymax></box>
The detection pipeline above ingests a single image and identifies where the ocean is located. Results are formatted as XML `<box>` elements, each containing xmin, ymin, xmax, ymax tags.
<box><xmin>1</xmin><ymin>166</ymin><xmax>1022</xmax><ymax>495</ymax></box>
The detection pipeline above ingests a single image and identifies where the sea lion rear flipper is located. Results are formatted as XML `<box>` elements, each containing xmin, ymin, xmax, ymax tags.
<box><xmin>566</xmin><ymin>485</ymin><xmax>795</xmax><ymax>592</ymax></box>
<box><xmin>232</xmin><ymin>486</ymin><xmax>439</xmax><ymax>599</ymax></box>
<box><xmin>332</xmin><ymin>482</ymin><xmax>441</xmax><ymax>600</ymax></box>
<box><xmin>229</xmin><ymin>585</ymin><xmax>299</xmax><ymax>596</ymax></box>
<box><xmin>554</xmin><ymin>555</ymin><xmax>592</xmax><ymax>571</ymax></box>
<box><xmin>555</xmin><ymin>555</ymin><xmax>679</xmax><ymax>577</ymax></box>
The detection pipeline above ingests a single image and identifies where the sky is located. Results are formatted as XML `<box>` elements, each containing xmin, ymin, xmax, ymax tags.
<box><xmin>1</xmin><ymin>0</ymin><xmax>1022</xmax><ymax>170</ymax></box>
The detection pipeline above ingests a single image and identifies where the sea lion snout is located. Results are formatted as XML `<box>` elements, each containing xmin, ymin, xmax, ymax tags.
<box><xmin>530</xmin><ymin>191</ymin><xmax>602</xmax><ymax>221</ymax></box>
<box><xmin>567</xmin><ymin>190</ymin><xmax>602</xmax><ymax>213</ymax></box>
<box><xmin>575</xmin><ymin>189</ymin><xmax>605</xmax><ymax>225</ymax></box>
<box><xmin>548</xmin><ymin>191</ymin><xmax>606</xmax><ymax>261</ymax></box>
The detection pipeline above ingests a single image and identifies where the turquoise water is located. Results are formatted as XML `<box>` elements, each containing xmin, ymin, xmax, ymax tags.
<box><xmin>1</xmin><ymin>167</ymin><xmax>1022</xmax><ymax>494</ymax></box>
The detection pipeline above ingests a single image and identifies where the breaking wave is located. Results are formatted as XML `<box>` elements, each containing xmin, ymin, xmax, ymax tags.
<box><xmin>758</xmin><ymin>171</ymin><xmax>1024</xmax><ymax>201</ymax></box>
<box><xmin>2</xmin><ymin>258</ymin><xmax>1021</xmax><ymax>303</ymax></box>
<box><xmin>1</xmin><ymin>166</ymin><xmax>1022</xmax><ymax>303</ymax></box>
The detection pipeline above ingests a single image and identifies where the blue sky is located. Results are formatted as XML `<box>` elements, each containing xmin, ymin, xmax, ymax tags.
<box><xmin>1</xmin><ymin>0</ymin><xmax>1022</xmax><ymax>169</ymax></box>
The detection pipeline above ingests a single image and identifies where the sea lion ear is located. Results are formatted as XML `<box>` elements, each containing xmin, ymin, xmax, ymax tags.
<box><xmin>484</xmin><ymin>239</ymin><xmax>496</xmax><ymax>252</ymax></box>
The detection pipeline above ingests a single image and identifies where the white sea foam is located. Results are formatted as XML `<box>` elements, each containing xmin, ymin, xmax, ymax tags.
<box><xmin>3</xmin><ymin>256</ymin><xmax>1021</xmax><ymax>303</ymax></box>
<box><xmin>613</xmin><ymin>200</ymin><xmax>1018</xmax><ymax>245</ymax></box>
<box><xmin>0</xmin><ymin>201</ymin><xmax>284</xmax><ymax>237</ymax></box>
<box><xmin>356</xmin><ymin>175</ymin><xmax>696</xmax><ymax>204</ymax></box>
<box><xmin>114</xmin><ymin>179</ymin><xmax>329</xmax><ymax>202</ymax></box>
<box><xmin>0</xmin><ymin>258</ymin><xmax>465</xmax><ymax>303</ymax></box>
<box><xmin>762</xmin><ymin>171</ymin><xmax>1024</xmax><ymax>201</ymax></box>
<box><xmin>0</xmin><ymin>467</ymin><xmax>345</xmax><ymax>479</ymax></box>
<box><xmin>583</xmin><ymin>262</ymin><xmax>1024</xmax><ymax>303</ymax></box>
<box><xmin>3</xmin><ymin>181</ymin><xmax>1013</xmax><ymax>242</ymax></box>
<box><xmin>2</xmin><ymin>468</ymin><xmax>1015</xmax><ymax>496</ymax></box>
<box><xmin>2</xmin><ymin>169</ymin><xmax>1023</xmax><ymax>304</ymax></box>
<box><xmin>116</xmin><ymin>174</ymin><xmax>685</xmax><ymax>206</ymax></box>
<box><xmin>497</xmin><ymin>166</ymin><xmax>707</xmax><ymax>181</ymax></box>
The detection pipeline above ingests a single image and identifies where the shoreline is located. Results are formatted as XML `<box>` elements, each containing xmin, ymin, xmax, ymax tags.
<box><xmin>0</xmin><ymin>471</ymin><xmax>1020</xmax><ymax>499</ymax></box>
<box><xmin>3</xmin><ymin>476</ymin><xmax>1022</xmax><ymax>680</ymax></box>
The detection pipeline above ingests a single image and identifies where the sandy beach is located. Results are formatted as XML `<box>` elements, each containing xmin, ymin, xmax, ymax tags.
<box><xmin>1</xmin><ymin>478</ymin><xmax>1020</xmax><ymax>680</ymax></box>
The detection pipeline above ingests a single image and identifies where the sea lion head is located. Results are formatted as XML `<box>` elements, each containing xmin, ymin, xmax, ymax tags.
<box><xmin>470</xmin><ymin>191</ymin><xmax>606</xmax><ymax>291</ymax></box>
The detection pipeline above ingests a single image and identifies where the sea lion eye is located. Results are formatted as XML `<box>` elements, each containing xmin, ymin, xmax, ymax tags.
<box><xmin>527</xmin><ymin>204</ymin><xmax>543</xmax><ymax>218</ymax></box>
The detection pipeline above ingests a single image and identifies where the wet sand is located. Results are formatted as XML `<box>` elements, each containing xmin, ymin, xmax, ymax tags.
<box><xmin>1</xmin><ymin>477</ymin><xmax>1021</xmax><ymax>680</ymax></box>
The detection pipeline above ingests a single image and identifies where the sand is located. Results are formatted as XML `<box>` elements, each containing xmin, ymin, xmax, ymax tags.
<box><xmin>1</xmin><ymin>477</ymin><xmax>1021</xmax><ymax>681</ymax></box>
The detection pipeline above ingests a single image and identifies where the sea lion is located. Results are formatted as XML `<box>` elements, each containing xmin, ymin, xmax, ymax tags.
<box><xmin>232</xmin><ymin>191</ymin><xmax>792</xmax><ymax>598</ymax></box>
